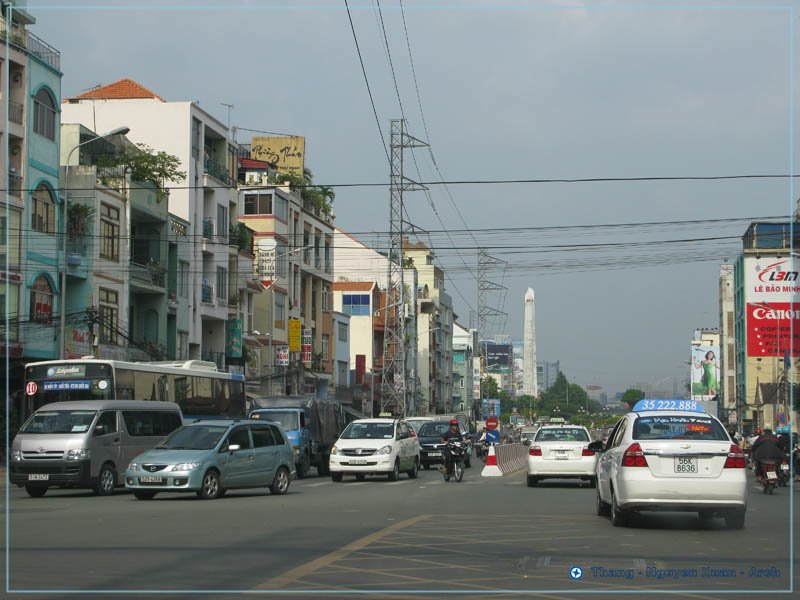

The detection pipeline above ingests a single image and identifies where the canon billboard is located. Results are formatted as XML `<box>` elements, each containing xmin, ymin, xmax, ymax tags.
<box><xmin>744</xmin><ymin>256</ymin><xmax>800</xmax><ymax>357</ymax></box>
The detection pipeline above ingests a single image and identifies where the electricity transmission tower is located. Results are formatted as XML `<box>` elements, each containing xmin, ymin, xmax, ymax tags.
<box><xmin>477</xmin><ymin>248</ymin><xmax>508</xmax><ymax>341</ymax></box>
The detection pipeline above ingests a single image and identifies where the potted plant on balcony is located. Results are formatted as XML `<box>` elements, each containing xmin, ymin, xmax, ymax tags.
<box><xmin>66</xmin><ymin>203</ymin><xmax>94</xmax><ymax>266</ymax></box>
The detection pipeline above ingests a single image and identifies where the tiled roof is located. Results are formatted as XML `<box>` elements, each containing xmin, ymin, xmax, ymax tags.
<box><xmin>66</xmin><ymin>78</ymin><xmax>166</xmax><ymax>102</ymax></box>
<box><xmin>332</xmin><ymin>281</ymin><xmax>376</xmax><ymax>292</ymax></box>
<box><xmin>240</xmin><ymin>157</ymin><xmax>274</xmax><ymax>170</ymax></box>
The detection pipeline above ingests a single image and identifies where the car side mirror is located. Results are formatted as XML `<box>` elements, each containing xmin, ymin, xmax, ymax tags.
<box><xmin>587</xmin><ymin>440</ymin><xmax>604</xmax><ymax>453</ymax></box>
<box><xmin>93</xmin><ymin>425</ymin><xmax>107</xmax><ymax>437</ymax></box>
<box><xmin>228</xmin><ymin>444</ymin><xmax>241</xmax><ymax>453</ymax></box>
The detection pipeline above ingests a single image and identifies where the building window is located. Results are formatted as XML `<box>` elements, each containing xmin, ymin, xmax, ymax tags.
<box><xmin>337</xmin><ymin>321</ymin><xmax>348</xmax><ymax>342</ymax></box>
<box><xmin>321</xmin><ymin>288</ymin><xmax>331</xmax><ymax>312</ymax></box>
<box><xmin>192</xmin><ymin>118</ymin><xmax>201</xmax><ymax>159</ymax></box>
<box><xmin>99</xmin><ymin>203</ymin><xmax>120</xmax><ymax>260</ymax></box>
<box><xmin>0</xmin><ymin>210</ymin><xmax>21</xmax><ymax>269</ymax></box>
<box><xmin>33</xmin><ymin>88</ymin><xmax>56</xmax><ymax>141</ymax></box>
<box><xmin>244</xmin><ymin>193</ymin><xmax>273</xmax><ymax>215</ymax></box>
<box><xmin>342</xmin><ymin>294</ymin><xmax>370</xmax><ymax>316</ymax></box>
<box><xmin>216</xmin><ymin>267</ymin><xmax>227</xmax><ymax>299</ymax></box>
<box><xmin>321</xmin><ymin>334</ymin><xmax>329</xmax><ymax>360</ymax></box>
<box><xmin>337</xmin><ymin>361</ymin><xmax>349</xmax><ymax>387</ymax></box>
<box><xmin>217</xmin><ymin>204</ymin><xmax>228</xmax><ymax>241</ymax></box>
<box><xmin>178</xmin><ymin>262</ymin><xmax>189</xmax><ymax>298</ymax></box>
<box><xmin>30</xmin><ymin>275</ymin><xmax>53</xmax><ymax>324</ymax></box>
<box><xmin>177</xmin><ymin>331</ymin><xmax>189</xmax><ymax>359</ymax></box>
<box><xmin>31</xmin><ymin>184</ymin><xmax>56</xmax><ymax>234</ymax></box>
<box><xmin>274</xmin><ymin>292</ymin><xmax>286</xmax><ymax>329</ymax></box>
<box><xmin>99</xmin><ymin>287</ymin><xmax>119</xmax><ymax>345</ymax></box>
<box><xmin>0</xmin><ymin>282</ymin><xmax>19</xmax><ymax>341</ymax></box>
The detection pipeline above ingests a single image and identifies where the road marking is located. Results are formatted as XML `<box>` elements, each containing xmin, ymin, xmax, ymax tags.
<box><xmin>537</xmin><ymin>555</ymin><xmax>551</xmax><ymax>568</ymax></box>
<box><xmin>303</xmin><ymin>481</ymin><xmax>332</xmax><ymax>488</ymax></box>
<box><xmin>256</xmin><ymin>514</ymin><xmax>431</xmax><ymax>589</ymax></box>
<box><xmin>387</xmin><ymin>480</ymin><xmax>411</xmax><ymax>486</ymax></box>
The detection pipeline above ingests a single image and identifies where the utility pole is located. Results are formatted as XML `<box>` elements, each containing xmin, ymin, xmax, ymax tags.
<box><xmin>382</xmin><ymin>119</ymin><xmax>428</xmax><ymax>417</ymax></box>
<box><xmin>477</xmin><ymin>248</ymin><xmax>508</xmax><ymax>402</ymax></box>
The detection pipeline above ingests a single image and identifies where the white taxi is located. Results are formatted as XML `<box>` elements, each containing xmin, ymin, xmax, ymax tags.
<box><xmin>593</xmin><ymin>400</ymin><xmax>747</xmax><ymax>529</ymax></box>
<box><xmin>526</xmin><ymin>424</ymin><xmax>598</xmax><ymax>487</ymax></box>
<box><xmin>329</xmin><ymin>419</ymin><xmax>420</xmax><ymax>482</ymax></box>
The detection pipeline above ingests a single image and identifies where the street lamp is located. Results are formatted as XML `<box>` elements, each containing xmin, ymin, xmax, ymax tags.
<box><xmin>61</xmin><ymin>126</ymin><xmax>130</xmax><ymax>359</ymax></box>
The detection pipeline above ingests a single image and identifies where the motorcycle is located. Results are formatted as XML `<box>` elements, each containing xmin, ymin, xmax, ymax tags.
<box><xmin>441</xmin><ymin>440</ymin><xmax>465</xmax><ymax>483</ymax></box>
<box><xmin>759</xmin><ymin>459</ymin><xmax>779</xmax><ymax>495</ymax></box>
<box><xmin>777</xmin><ymin>458</ymin><xmax>790</xmax><ymax>487</ymax></box>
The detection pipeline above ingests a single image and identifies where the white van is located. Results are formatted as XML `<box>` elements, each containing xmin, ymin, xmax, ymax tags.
<box><xmin>10</xmin><ymin>400</ymin><xmax>183</xmax><ymax>497</ymax></box>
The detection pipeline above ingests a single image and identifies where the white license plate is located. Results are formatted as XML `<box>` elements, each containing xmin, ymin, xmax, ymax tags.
<box><xmin>555</xmin><ymin>452</ymin><xmax>568</xmax><ymax>460</ymax></box>
<box><xmin>28</xmin><ymin>474</ymin><xmax>49</xmax><ymax>481</ymax></box>
<box><xmin>674</xmin><ymin>457</ymin><xmax>698</xmax><ymax>473</ymax></box>
<box><xmin>427</xmin><ymin>452</ymin><xmax>441</xmax><ymax>457</ymax></box>
<box><xmin>780</xmin><ymin>464</ymin><xmax>789</xmax><ymax>471</ymax></box>
<box><xmin>349</xmin><ymin>459</ymin><xmax>368</xmax><ymax>465</ymax></box>
<box><xmin>139</xmin><ymin>476</ymin><xmax>164</xmax><ymax>483</ymax></box>
<box><xmin>766</xmin><ymin>471</ymin><xmax>778</xmax><ymax>480</ymax></box>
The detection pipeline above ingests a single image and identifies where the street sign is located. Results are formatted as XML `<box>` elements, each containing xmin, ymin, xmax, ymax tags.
<box><xmin>486</xmin><ymin>417</ymin><xmax>499</xmax><ymax>430</ymax></box>
<box><xmin>485</xmin><ymin>429</ymin><xmax>500</xmax><ymax>444</ymax></box>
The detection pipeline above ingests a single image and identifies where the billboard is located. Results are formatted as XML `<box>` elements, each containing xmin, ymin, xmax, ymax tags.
<box><xmin>483</xmin><ymin>343</ymin><xmax>512</xmax><ymax>371</ymax></box>
<box><xmin>275</xmin><ymin>346</ymin><xmax>289</xmax><ymax>367</ymax></box>
<box><xmin>691</xmin><ymin>344</ymin><xmax>721</xmax><ymax>401</ymax></box>
<box><xmin>744</xmin><ymin>256</ymin><xmax>800</xmax><ymax>357</ymax></box>
<box><xmin>250</xmin><ymin>136</ymin><xmax>305</xmax><ymax>176</ymax></box>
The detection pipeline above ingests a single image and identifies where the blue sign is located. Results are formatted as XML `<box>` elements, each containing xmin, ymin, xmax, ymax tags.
<box><xmin>43</xmin><ymin>380</ymin><xmax>91</xmax><ymax>391</ymax></box>
<box><xmin>485</xmin><ymin>429</ymin><xmax>500</xmax><ymax>444</ymax></box>
<box><xmin>632</xmin><ymin>399</ymin><xmax>705</xmax><ymax>413</ymax></box>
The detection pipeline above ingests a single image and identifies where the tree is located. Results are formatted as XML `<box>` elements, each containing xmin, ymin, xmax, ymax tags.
<box><xmin>96</xmin><ymin>143</ymin><xmax>185</xmax><ymax>189</ymax></box>
<box><xmin>620</xmin><ymin>388</ymin><xmax>645</xmax><ymax>411</ymax></box>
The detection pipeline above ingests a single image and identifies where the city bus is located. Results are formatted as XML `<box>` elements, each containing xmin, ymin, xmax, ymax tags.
<box><xmin>20</xmin><ymin>359</ymin><xmax>246</xmax><ymax>422</ymax></box>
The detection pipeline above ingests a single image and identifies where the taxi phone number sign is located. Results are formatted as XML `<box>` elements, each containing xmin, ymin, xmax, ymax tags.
<box><xmin>633</xmin><ymin>399</ymin><xmax>703</xmax><ymax>412</ymax></box>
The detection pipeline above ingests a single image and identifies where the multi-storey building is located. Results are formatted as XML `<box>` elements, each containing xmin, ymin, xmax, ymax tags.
<box><xmin>1</xmin><ymin>1</ymin><xmax>62</xmax><ymax>394</ymax></box>
<box><xmin>61</xmin><ymin>79</ymin><xmax>254</xmax><ymax>371</ymax></box>
<box><xmin>236</xmin><ymin>159</ymin><xmax>334</xmax><ymax>395</ymax></box>
<box><xmin>452</xmin><ymin>323</ymin><xmax>478</xmax><ymax>417</ymax></box>
<box><xmin>719</xmin><ymin>263</ymin><xmax>736</xmax><ymax>426</ymax></box>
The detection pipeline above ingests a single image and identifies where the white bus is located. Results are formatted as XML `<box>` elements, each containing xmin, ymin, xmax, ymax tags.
<box><xmin>21</xmin><ymin>359</ymin><xmax>246</xmax><ymax>422</ymax></box>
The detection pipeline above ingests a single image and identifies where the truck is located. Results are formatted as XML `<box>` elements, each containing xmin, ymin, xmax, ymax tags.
<box><xmin>249</xmin><ymin>396</ymin><xmax>342</xmax><ymax>478</ymax></box>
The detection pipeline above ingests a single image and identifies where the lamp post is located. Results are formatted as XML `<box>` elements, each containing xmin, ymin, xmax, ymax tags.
<box><xmin>60</xmin><ymin>126</ymin><xmax>130</xmax><ymax>359</ymax></box>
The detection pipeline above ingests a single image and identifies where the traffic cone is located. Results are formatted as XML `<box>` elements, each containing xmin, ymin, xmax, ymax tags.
<box><xmin>481</xmin><ymin>445</ymin><xmax>503</xmax><ymax>477</ymax></box>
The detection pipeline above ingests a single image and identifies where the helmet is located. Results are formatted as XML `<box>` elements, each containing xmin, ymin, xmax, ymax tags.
<box><xmin>756</xmin><ymin>428</ymin><xmax>763</xmax><ymax>435</ymax></box>
<box><xmin>450</xmin><ymin>419</ymin><xmax>459</xmax><ymax>426</ymax></box>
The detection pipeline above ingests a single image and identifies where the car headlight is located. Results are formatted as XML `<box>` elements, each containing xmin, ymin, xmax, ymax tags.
<box><xmin>66</xmin><ymin>448</ymin><xmax>90</xmax><ymax>461</ymax></box>
<box><xmin>11</xmin><ymin>450</ymin><xmax>22</xmax><ymax>462</ymax></box>
<box><xmin>330</xmin><ymin>446</ymin><xmax>340</xmax><ymax>455</ymax></box>
<box><xmin>171</xmin><ymin>462</ymin><xmax>201</xmax><ymax>471</ymax></box>
<box><xmin>376</xmin><ymin>445</ymin><xmax>393</xmax><ymax>455</ymax></box>
<box><xmin>128</xmin><ymin>462</ymin><xmax>139</xmax><ymax>472</ymax></box>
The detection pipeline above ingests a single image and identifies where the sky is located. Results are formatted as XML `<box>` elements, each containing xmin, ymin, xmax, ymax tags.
<box><xmin>25</xmin><ymin>0</ymin><xmax>799</xmax><ymax>395</ymax></box>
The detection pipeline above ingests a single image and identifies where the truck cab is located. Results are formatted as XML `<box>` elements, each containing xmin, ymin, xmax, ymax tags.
<box><xmin>250</xmin><ymin>408</ymin><xmax>311</xmax><ymax>477</ymax></box>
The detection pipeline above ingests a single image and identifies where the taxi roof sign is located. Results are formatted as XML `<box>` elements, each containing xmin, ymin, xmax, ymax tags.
<box><xmin>632</xmin><ymin>399</ymin><xmax>705</xmax><ymax>413</ymax></box>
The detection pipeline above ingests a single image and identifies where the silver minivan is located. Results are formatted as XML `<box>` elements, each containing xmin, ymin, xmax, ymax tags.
<box><xmin>10</xmin><ymin>400</ymin><xmax>183</xmax><ymax>497</ymax></box>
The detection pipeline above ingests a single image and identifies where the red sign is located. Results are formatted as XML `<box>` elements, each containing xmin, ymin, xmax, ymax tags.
<box><xmin>26</xmin><ymin>382</ymin><xmax>38</xmax><ymax>396</ymax></box>
<box><xmin>486</xmin><ymin>417</ymin><xmax>499</xmax><ymax>430</ymax></box>
<box><xmin>746</xmin><ymin>302</ymin><xmax>800</xmax><ymax>357</ymax></box>
<box><xmin>355</xmin><ymin>354</ymin><xmax>366</xmax><ymax>384</ymax></box>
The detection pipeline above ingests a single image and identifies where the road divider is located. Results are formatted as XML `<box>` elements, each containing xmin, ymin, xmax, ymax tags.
<box><xmin>482</xmin><ymin>443</ymin><xmax>526</xmax><ymax>477</ymax></box>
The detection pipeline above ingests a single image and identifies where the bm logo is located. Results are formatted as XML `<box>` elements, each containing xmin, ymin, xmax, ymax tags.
<box><xmin>757</xmin><ymin>261</ymin><xmax>799</xmax><ymax>283</ymax></box>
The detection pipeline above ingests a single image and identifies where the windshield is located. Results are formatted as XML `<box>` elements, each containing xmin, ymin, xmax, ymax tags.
<box><xmin>633</xmin><ymin>416</ymin><xmax>728</xmax><ymax>441</ymax></box>
<box><xmin>156</xmin><ymin>425</ymin><xmax>228</xmax><ymax>450</ymax></box>
<box><xmin>406</xmin><ymin>420</ymin><xmax>431</xmax><ymax>432</ymax></box>
<box><xmin>340</xmin><ymin>422</ymin><xmax>395</xmax><ymax>440</ymax></box>
<box><xmin>20</xmin><ymin>410</ymin><xmax>98</xmax><ymax>434</ymax></box>
<box><xmin>535</xmin><ymin>428</ymin><xmax>589</xmax><ymax>442</ymax></box>
<box><xmin>418</xmin><ymin>422</ymin><xmax>451</xmax><ymax>437</ymax></box>
<box><xmin>251</xmin><ymin>411</ymin><xmax>299</xmax><ymax>431</ymax></box>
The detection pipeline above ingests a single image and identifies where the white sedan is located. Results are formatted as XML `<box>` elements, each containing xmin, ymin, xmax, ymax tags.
<box><xmin>594</xmin><ymin>401</ymin><xmax>747</xmax><ymax>529</ymax></box>
<box><xmin>526</xmin><ymin>425</ymin><xmax>598</xmax><ymax>487</ymax></box>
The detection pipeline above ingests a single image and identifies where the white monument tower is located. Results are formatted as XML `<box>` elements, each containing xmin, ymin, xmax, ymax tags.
<box><xmin>523</xmin><ymin>288</ymin><xmax>538</xmax><ymax>396</ymax></box>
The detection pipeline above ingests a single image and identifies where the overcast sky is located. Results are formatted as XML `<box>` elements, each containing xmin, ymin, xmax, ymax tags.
<box><xmin>29</xmin><ymin>0</ymin><xmax>798</xmax><ymax>395</ymax></box>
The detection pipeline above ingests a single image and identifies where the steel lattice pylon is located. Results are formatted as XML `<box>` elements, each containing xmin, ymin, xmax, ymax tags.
<box><xmin>381</xmin><ymin>119</ymin><xmax>427</xmax><ymax>416</ymax></box>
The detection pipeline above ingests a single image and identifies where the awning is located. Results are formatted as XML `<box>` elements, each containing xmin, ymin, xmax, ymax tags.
<box><xmin>343</xmin><ymin>405</ymin><xmax>368</xmax><ymax>420</ymax></box>
<box><xmin>305</xmin><ymin>372</ymin><xmax>332</xmax><ymax>381</ymax></box>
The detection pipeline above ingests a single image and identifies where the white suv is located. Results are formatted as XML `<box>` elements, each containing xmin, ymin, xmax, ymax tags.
<box><xmin>329</xmin><ymin>419</ymin><xmax>420</xmax><ymax>482</ymax></box>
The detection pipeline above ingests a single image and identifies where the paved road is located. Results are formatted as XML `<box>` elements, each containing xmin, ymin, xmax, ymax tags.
<box><xmin>4</xmin><ymin>466</ymin><xmax>798</xmax><ymax>599</ymax></box>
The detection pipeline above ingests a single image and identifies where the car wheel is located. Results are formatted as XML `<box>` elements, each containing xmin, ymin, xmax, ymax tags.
<box><xmin>94</xmin><ymin>463</ymin><xmax>117</xmax><ymax>496</ymax></box>
<box><xmin>331</xmin><ymin>472</ymin><xmax>343</xmax><ymax>482</ymax></box>
<box><xmin>611</xmin><ymin>492</ymin><xmax>627</xmax><ymax>527</ymax></box>
<box><xmin>407</xmin><ymin>458</ymin><xmax>419</xmax><ymax>479</ymax></box>
<box><xmin>134</xmin><ymin>491</ymin><xmax>157</xmax><ymax>500</ymax></box>
<box><xmin>526</xmin><ymin>475</ymin><xmax>538</xmax><ymax>487</ymax></box>
<box><xmin>388</xmin><ymin>460</ymin><xmax>400</xmax><ymax>481</ymax></box>
<box><xmin>355</xmin><ymin>474</ymin><xmax>366</xmax><ymax>481</ymax></box>
<box><xmin>724</xmin><ymin>510</ymin><xmax>745</xmax><ymax>530</ymax></box>
<box><xmin>596</xmin><ymin>488</ymin><xmax>611</xmax><ymax>516</ymax></box>
<box><xmin>197</xmin><ymin>470</ymin><xmax>222</xmax><ymax>500</ymax></box>
<box><xmin>25</xmin><ymin>486</ymin><xmax>47</xmax><ymax>498</ymax></box>
<box><xmin>270</xmin><ymin>467</ymin><xmax>290</xmax><ymax>496</ymax></box>
<box><xmin>317</xmin><ymin>457</ymin><xmax>331</xmax><ymax>477</ymax></box>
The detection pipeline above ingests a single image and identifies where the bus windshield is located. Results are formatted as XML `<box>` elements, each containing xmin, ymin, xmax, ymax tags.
<box><xmin>20</xmin><ymin>410</ymin><xmax>97</xmax><ymax>434</ymax></box>
<box><xmin>24</xmin><ymin>362</ymin><xmax>114</xmax><ymax>410</ymax></box>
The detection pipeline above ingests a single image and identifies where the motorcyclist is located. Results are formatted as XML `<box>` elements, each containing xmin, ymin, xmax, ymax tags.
<box><xmin>441</xmin><ymin>419</ymin><xmax>464</xmax><ymax>473</ymax></box>
<box><xmin>751</xmin><ymin>428</ymin><xmax>786</xmax><ymax>483</ymax></box>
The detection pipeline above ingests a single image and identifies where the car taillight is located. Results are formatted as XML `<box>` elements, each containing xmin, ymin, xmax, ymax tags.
<box><xmin>724</xmin><ymin>444</ymin><xmax>746</xmax><ymax>468</ymax></box>
<box><xmin>529</xmin><ymin>446</ymin><xmax>542</xmax><ymax>456</ymax></box>
<box><xmin>582</xmin><ymin>447</ymin><xmax>595</xmax><ymax>457</ymax></box>
<box><xmin>621</xmin><ymin>443</ymin><xmax>647</xmax><ymax>467</ymax></box>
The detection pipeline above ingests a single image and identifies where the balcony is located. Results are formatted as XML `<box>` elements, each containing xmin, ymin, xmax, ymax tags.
<box><xmin>201</xmin><ymin>350</ymin><xmax>225</xmax><ymax>370</ymax></box>
<box><xmin>7</xmin><ymin>173</ymin><xmax>23</xmax><ymax>198</ymax></box>
<box><xmin>130</xmin><ymin>261</ymin><xmax>166</xmax><ymax>289</ymax></box>
<box><xmin>201</xmin><ymin>282</ymin><xmax>214</xmax><ymax>304</ymax></box>
<box><xmin>315</xmin><ymin>256</ymin><xmax>322</xmax><ymax>270</ymax></box>
<box><xmin>203</xmin><ymin>158</ymin><xmax>232</xmax><ymax>187</ymax></box>
<box><xmin>0</xmin><ymin>17</ymin><xmax>61</xmax><ymax>70</ymax></box>
<box><xmin>202</xmin><ymin>219</ymin><xmax>214</xmax><ymax>240</ymax></box>
<box><xmin>8</xmin><ymin>102</ymin><xmax>23</xmax><ymax>125</ymax></box>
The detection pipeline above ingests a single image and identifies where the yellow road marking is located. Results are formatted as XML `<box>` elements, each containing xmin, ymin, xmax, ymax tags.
<box><xmin>256</xmin><ymin>514</ymin><xmax>430</xmax><ymax>589</ymax></box>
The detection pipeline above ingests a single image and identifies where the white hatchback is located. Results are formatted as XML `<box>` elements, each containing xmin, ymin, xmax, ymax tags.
<box><xmin>526</xmin><ymin>425</ymin><xmax>598</xmax><ymax>487</ymax></box>
<box><xmin>594</xmin><ymin>401</ymin><xmax>747</xmax><ymax>529</ymax></box>
<box><xmin>329</xmin><ymin>419</ymin><xmax>420</xmax><ymax>482</ymax></box>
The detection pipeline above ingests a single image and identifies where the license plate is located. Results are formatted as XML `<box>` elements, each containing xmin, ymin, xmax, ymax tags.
<box><xmin>28</xmin><ymin>474</ymin><xmax>49</xmax><ymax>481</ymax></box>
<box><xmin>427</xmin><ymin>452</ymin><xmax>441</xmax><ymax>457</ymax></box>
<box><xmin>674</xmin><ymin>457</ymin><xmax>698</xmax><ymax>473</ymax></box>
<box><xmin>766</xmin><ymin>471</ymin><xmax>778</xmax><ymax>480</ymax></box>
<box><xmin>349</xmin><ymin>459</ymin><xmax>368</xmax><ymax>465</ymax></box>
<box><xmin>555</xmin><ymin>451</ymin><xmax>568</xmax><ymax>460</ymax></box>
<box><xmin>780</xmin><ymin>464</ymin><xmax>789</xmax><ymax>471</ymax></box>
<box><xmin>139</xmin><ymin>476</ymin><xmax>163</xmax><ymax>483</ymax></box>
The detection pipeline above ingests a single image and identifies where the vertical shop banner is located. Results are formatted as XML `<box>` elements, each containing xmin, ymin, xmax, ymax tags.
<box><xmin>288</xmin><ymin>319</ymin><xmax>302</xmax><ymax>352</ymax></box>
<box><xmin>226</xmin><ymin>319</ymin><xmax>242</xmax><ymax>358</ymax></box>
<box><xmin>744</xmin><ymin>257</ymin><xmax>800</xmax><ymax>357</ymax></box>
<box><xmin>301</xmin><ymin>328</ymin><xmax>312</xmax><ymax>366</ymax></box>
<box><xmin>690</xmin><ymin>345</ymin><xmax>721</xmax><ymax>401</ymax></box>
<box><xmin>275</xmin><ymin>346</ymin><xmax>290</xmax><ymax>367</ymax></box>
